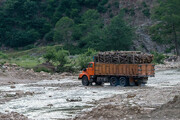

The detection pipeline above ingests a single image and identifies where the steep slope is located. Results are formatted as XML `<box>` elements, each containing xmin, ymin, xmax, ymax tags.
<box><xmin>101</xmin><ymin>0</ymin><xmax>167</xmax><ymax>53</ymax></box>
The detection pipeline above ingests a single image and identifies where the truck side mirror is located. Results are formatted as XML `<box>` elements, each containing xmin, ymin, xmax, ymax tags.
<box><xmin>83</xmin><ymin>68</ymin><xmax>86</xmax><ymax>71</ymax></box>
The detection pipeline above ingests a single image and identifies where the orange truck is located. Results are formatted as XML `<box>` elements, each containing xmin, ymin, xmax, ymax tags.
<box><xmin>78</xmin><ymin>62</ymin><xmax>155</xmax><ymax>86</ymax></box>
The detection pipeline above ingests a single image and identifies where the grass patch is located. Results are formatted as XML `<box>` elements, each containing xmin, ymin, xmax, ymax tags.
<box><xmin>6</xmin><ymin>45</ymin><xmax>63</xmax><ymax>58</ymax></box>
<box><xmin>9</xmin><ymin>56</ymin><xmax>44</xmax><ymax>68</ymax></box>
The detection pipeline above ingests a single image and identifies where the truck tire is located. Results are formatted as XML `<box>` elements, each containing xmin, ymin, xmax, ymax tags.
<box><xmin>110</xmin><ymin>77</ymin><xmax>119</xmax><ymax>86</ymax></box>
<box><xmin>119</xmin><ymin>77</ymin><xmax>129</xmax><ymax>87</ymax></box>
<box><xmin>82</xmin><ymin>76</ymin><xmax>89</xmax><ymax>86</ymax></box>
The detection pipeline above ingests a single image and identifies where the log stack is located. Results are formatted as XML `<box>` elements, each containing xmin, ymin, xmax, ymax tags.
<box><xmin>94</xmin><ymin>51</ymin><xmax>154</xmax><ymax>64</ymax></box>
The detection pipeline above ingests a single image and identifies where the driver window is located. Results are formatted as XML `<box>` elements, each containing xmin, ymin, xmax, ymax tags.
<box><xmin>89</xmin><ymin>63</ymin><xmax>93</xmax><ymax>68</ymax></box>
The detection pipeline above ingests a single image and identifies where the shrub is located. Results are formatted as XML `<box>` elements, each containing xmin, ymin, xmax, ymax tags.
<box><xmin>113</xmin><ymin>1</ymin><xmax>119</xmax><ymax>8</ymax></box>
<box><xmin>43</xmin><ymin>48</ymin><xmax>56</xmax><ymax>62</ymax></box>
<box><xmin>142</xmin><ymin>8</ymin><xmax>150</xmax><ymax>17</ymax></box>
<box><xmin>63</xmin><ymin>44</ymin><xmax>84</xmax><ymax>55</ymax></box>
<box><xmin>152</xmin><ymin>52</ymin><xmax>166</xmax><ymax>64</ymax></box>
<box><xmin>77</xmin><ymin>54</ymin><xmax>92</xmax><ymax>70</ymax></box>
<box><xmin>22</xmin><ymin>44</ymin><xmax>35</xmax><ymax>50</ymax></box>
<box><xmin>0</xmin><ymin>51</ymin><xmax>8</xmax><ymax>59</ymax></box>
<box><xmin>142</xmin><ymin>2</ymin><xmax>148</xmax><ymax>8</ymax></box>
<box><xmin>55</xmin><ymin>49</ymin><xmax>69</xmax><ymax>67</ymax></box>
<box><xmin>97</xmin><ymin>4</ymin><xmax>107</xmax><ymax>13</ymax></box>
<box><xmin>44</xmin><ymin>30</ymin><xmax>54</xmax><ymax>42</ymax></box>
<box><xmin>76</xmin><ymin>49</ymin><xmax>97</xmax><ymax>70</ymax></box>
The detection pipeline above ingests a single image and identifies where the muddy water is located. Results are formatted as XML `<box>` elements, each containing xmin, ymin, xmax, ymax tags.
<box><xmin>0</xmin><ymin>78</ymin><xmax>128</xmax><ymax>119</ymax></box>
<box><xmin>148</xmin><ymin>69</ymin><xmax>180</xmax><ymax>87</ymax></box>
<box><xmin>0</xmin><ymin>69</ymin><xmax>180</xmax><ymax>119</ymax></box>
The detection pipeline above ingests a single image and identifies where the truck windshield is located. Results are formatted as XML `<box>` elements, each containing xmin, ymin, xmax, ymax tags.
<box><xmin>88</xmin><ymin>63</ymin><xmax>93</xmax><ymax>68</ymax></box>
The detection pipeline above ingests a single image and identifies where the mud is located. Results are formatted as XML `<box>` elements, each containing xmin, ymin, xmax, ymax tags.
<box><xmin>0</xmin><ymin>112</ymin><xmax>28</xmax><ymax>120</ymax></box>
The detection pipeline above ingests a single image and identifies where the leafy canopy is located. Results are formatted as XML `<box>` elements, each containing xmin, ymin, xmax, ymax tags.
<box><xmin>151</xmin><ymin>0</ymin><xmax>180</xmax><ymax>55</ymax></box>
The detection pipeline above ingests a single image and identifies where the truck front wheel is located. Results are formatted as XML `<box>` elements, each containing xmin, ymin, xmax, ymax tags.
<box><xmin>119</xmin><ymin>77</ymin><xmax>129</xmax><ymax>87</ymax></box>
<box><xmin>110</xmin><ymin>77</ymin><xmax>119</xmax><ymax>86</ymax></box>
<box><xmin>82</xmin><ymin>76</ymin><xmax>89</xmax><ymax>86</ymax></box>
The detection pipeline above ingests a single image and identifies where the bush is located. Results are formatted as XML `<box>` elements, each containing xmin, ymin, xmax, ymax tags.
<box><xmin>113</xmin><ymin>1</ymin><xmax>119</xmax><ymax>8</ymax></box>
<box><xmin>55</xmin><ymin>49</ymin><xmax>69</xmax><ymax>67</ymax></box>
<box><xmin>77</xmin><ymin>54</ymin><xmax>92</xmax><ymax>70</ymax></box>
<box><xmin>22</xmin><ymin>44</ymin><xmax>35</xmax><ymax>50</ymax></box>
<box><xmin>43</xmin><ymin>48</ymin><xmax>72</xmax><ymax>72</ymax></box>
<box><xmin>97</xmin><ymin>4</ymin><xmax>107</xmax><ymax>13</ymax></box>
<box><xmin>53</xmin><ymin>17</ymin><xmax>74</xmax><ymax>43</ymax></box>
<box><xmin>152</xmin><ymin>52</ymin><xmax>166</xmax><ymax>64</ymax></box>
<box><xmin>76</xmin><ymin>49</ymin><xmax>97</xmax><ymax>70</ymax></box>
<box><xmin>0</xmin><ymin>51</ymin><xmax>8</xmax><ymax>59</ymax></box>
<box><xmin>43</xmin><ymin>48</ymin><xmax>56</xmax><ymax>62</ymax></box>
<box><xmin>63</xmin><ymin>44</ymin><xmax>84</xmax><ymax>55</ymax></box>
<box><xmin>141</xmin><ymin>2</ymin><xmax>148</xmax><ymax>8</ymax></box>
<box><xmin>44</xmin><ymin>30</ymin><xmax>54</xmax><ymax>42</ymax></box>
<box><xmin>142</xmin><ymin>8</ymin><xmax>150</xmax><ymax>17</ymax></box>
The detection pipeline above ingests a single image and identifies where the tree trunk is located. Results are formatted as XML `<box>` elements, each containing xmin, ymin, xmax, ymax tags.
<box><xmin>172</xmin><ymin>24</ymin><xmax>180</xmax><ymax>56</ymax></box>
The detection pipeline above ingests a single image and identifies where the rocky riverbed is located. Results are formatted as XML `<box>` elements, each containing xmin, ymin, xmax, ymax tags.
<box><xmin>0</xmin><ymin>63</ymin><xmax>179</xmax><ymax>119</ymax></box>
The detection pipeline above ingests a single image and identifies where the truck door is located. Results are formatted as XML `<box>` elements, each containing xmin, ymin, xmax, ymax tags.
<box><xmin>87</xmin><ymin>63</ymin><xmax>94</xmax><ymax>76</ymax></box>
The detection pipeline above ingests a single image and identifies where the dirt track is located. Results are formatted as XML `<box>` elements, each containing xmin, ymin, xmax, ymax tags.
<box><xmin>0</xmin><ymin>65</ymin><xmax>180</xmax><ymax>119</ymax></box>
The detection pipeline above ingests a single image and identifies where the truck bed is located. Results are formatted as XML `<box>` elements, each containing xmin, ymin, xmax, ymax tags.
<box><xmin>94</xmin><ymin>63</ymin><xmax>155</xmax><ymax>77</ymax></box>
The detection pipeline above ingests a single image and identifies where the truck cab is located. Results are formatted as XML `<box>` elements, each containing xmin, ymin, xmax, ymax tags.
<box><xmin>78</xmin><ymin>62</ymin><xmax>95</xmax><ymax>83</ymax></box>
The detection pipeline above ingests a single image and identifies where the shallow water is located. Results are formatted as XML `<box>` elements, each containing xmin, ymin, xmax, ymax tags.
<box><xmin>0</xmin><ymin>78</ymin><xmax>127</xmax><ymax>119</ymax></box>
<box><xmin>0</xmin><ymin>69</ymin><xmax>180</xmax><ymax>119</ymax></box>
<box><xmin>148</xmin><ymin>69</ymin><xmax>180</xmax><ymax>87</ymax></box>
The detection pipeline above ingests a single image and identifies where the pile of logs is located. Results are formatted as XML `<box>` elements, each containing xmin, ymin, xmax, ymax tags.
<box><xmin>94</xmin><ymin>51</ymin><xmax>154</xmax><ymax>64</ymax></box>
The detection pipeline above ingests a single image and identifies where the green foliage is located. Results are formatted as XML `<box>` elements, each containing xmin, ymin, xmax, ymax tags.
<box><xmin>97</xmin><ymin>4</ymin><xmax>107</xmax><ymax>13</ymax></box>
<box><xmin>43</xmin><ymin>48</ymin><xmax>71</xmax><ymax>72</ymax></box>
<box><xmin>151</xmin><ymin>0</ymin><xmax>180</xmax><ymax>55</ymax></box>
<box><xmin>102</xmin><ymin>13</ymin><xmax>133</xmax><ymax>51</ymax></box>
<box><xmin>141</xmin><ymin>2</ymin><xmax>148</xmax><ymax>8</ymax></box>
<box><xmin>123</xmin><ymin>8</ymin><xmax>135</xmax><ymax>16</ymax></box>
<box><xmin>0</xmin><ymin>0</ymin><xmax>133</xmax><ymax>54</ymax></box>
<box><xmin>152</xmin><ymin>52</ymin><xmax>166</xmax><ymax>64</ymax></box>
<box><xmin>84</xmin><ymin>0</ymin><xmax>99</xmax><ymax>7</ymax></box>
<box><xmin>77</xmin><ymin>49</ymin><xmax>97</xmax><ymax>70</ymax></box>
<box><xmin>149</xmin><ymin>24</ymin><xmax>166</xmax><ymax>44</ymax></box>
<box><xmin>113</xmin><ymin>1</ymin><xmax>119</xmax><ymax>8</ymax></box>
<box><xmin>63</xmin><ymin>44</ymin><xmax>84</xmax><ymax>55</ymax></box>
<box><xmin>55</xmin><ymin>49</ymin><xmax>69</xmax><ymax>67</ymax></box>
<box><xmin>44</xmin><ymin>30</ymin><xmax>54</xmax><ymax>42</ymax></box>
<box><xmin>78</xmin><ymin>9</ymin><xmax>104</xmax><ymax>49</ymax></box>
<box><xmin>0</xmin><ymin>51</ymin><xmax>8</xmax><ymax>59</ymax></box>
<box><xmin>54</xmin><ymin>17</ymin><xmax>74</xmax><ymax>43</ymax></box>
<box><xmin>43</xmin><ymin>48</ymin><xmax>56</xmax><ymax>62</ymax></box>
<box><xmin>10</xmin><ymin>56</ymin><xmax>44</xmax><ymax>68</ymax></box>
<box><xmin>142</xmin><ymin>8</ymin><xmax>150</xmax><ymax>17</ymax></box>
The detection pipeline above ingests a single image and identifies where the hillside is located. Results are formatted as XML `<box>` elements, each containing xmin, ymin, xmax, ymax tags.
<box><xmin>0</xmin><ymin>0</ymin><xmax>179</xmax><ymax>55</ymax></box>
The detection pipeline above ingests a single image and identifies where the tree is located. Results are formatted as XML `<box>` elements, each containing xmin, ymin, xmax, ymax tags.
<box><xmin>78</xmin><ymin>9</ymin><xmax>104</xmax><ymax>48</ymax></box>
<box><xmin>53</xmin><ymin>17</ymin><xmax>74</xmax><ymax>44</ymax></box>
<box><xmin>103</xmin><ymin>13</ymin><xmax>133</xmax><ymax>51</ymax></box>
<box><xmin>151</xmin><ymin>0</ymin><xmax>180</xmax><ymax>55</ymax></box>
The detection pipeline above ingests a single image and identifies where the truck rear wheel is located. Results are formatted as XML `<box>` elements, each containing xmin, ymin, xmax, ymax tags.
<box><xmin>110</xmin><ymin>77</ymin><xmax>119</xmax><ymax>86</ymax></box>
<box><xmin>82</xmin><ymin>76</ymin><xmax>89</xmax><ymax>86</ymax></box>
<box><xmin>119</xmin><ymin>77</ymin><xmax>129</xmax><ymax>87</ymax></box>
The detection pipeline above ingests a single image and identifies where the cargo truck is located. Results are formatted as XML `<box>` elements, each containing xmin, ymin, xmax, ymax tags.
<box><xmin>78</xmin><ymin>52</ymin><xmax>155</xmax><ymax>86</ymax></box>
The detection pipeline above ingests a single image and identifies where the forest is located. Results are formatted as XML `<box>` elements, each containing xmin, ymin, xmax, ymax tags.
<box><xmin>0</xmin><ymin>0</ymin><xmax>179</xmax><ymax>55</ymax></box>
<box><xmin>0</xmin><ymin>0</ymin><xmax>132</xmax><ymax>53</ymax></box>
